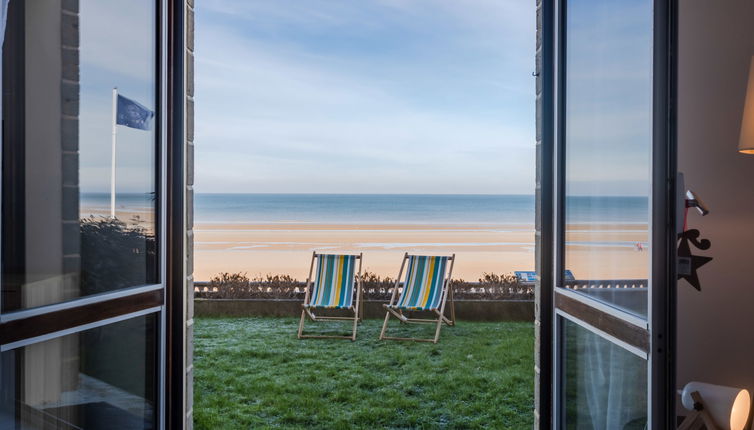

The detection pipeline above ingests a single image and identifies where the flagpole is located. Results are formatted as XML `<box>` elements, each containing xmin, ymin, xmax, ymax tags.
<box><xmin>110</xmin><ymin>87</ymin><xmax>118</xmax><ymax>218</ymax></box>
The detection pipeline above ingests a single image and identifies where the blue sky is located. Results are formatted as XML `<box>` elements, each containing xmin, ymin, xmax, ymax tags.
<box><xmin>195</xmin><ymin>0</ymin><xmax>535</xmax><ymax>194</ymax></box>
<box><xmin>565</xmin><ymin>0</ymin><xmax>652</xmax><ymax>197</ymax></box>
<box><xmin>79</xmin><ymin>0</ymin><xmax>156</xmax><ymax>194</ymax></box>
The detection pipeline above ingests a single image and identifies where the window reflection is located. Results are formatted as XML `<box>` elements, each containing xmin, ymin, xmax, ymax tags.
<box><xmin>1</xmin><ymin>0</ymin><xmax>157</xmax><ymax>312</ymax></box>
<box><xmin>0</xmin><ymin>314</ymin><xmax>158</xmax><ymax>429</ymax></box>
<box><xmin>562</xmin><ymin>319</ymin><xmax>647</xmax><ymax>429</ymax></box>
<box><xmin>563</xmin><ymin>0</ymin><xmax>652</xmax><ymax>317</ymax></box>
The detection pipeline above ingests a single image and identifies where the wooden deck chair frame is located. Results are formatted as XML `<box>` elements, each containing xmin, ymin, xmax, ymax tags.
<box><xmin>297</xmin><ymin>252</ymin><xmax>364</xmax><ymax>341</ymax></box>
<box><xmin>379</xmin><ymin>253</ymin><xmax>456</xmax><ymax>344</ymax></box>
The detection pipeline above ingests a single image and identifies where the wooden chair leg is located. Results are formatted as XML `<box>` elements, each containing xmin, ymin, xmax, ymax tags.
<box><xmin>298</xmin><ymin>252</ymin><xmax>316</xmax><ymax>339</ymax></box>
<box><xmin>449</xmin><ymin>285</ymin><xmax>456</xmax><ymax>326</ymax></box>
<box><xmin>359</xmin><ymin>289</ymin><xmax>365</xmax><ymax>322</ymax></box>
<box><xmin>432</xmin><ymin>314</ymin><xmax>443</xmax><ymax>344</ymax></box>
<box><xmin>351</xmin><ymin>315</ymin><xmax>358</xmax><ymax>341</ymax></box>
<box><xmin>351</xmin><ymin>304</ymin><xmax>359</xmax><ymax>341</ymax></box>
<box><xmin>445</xmin><ymin>254</ymin><xmax>456</xmax><ymax>328</ymax></box>
<box><xmin>379</xmin><ymin>310</ymin><xmax>391</xmax><ymax>340</ymax></box>
<box><xmin>297</xmin><ymin>309</ymin><xmax>307</xmax><ymax>339</ymax></box>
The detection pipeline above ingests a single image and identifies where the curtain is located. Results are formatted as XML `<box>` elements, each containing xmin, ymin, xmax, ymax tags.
<box><xmin>581</xmin><ymin>330</ymin><xmax>648</xmax><ymax>429</ymax></box>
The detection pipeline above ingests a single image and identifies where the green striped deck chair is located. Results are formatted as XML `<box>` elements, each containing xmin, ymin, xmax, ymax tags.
<box><xmin>298</xmin><ymin>252</ymin><xmax>364</xmax><ymax>341</ymax></box>
<box><xmin>380</xmin><ymin>253</ymin><xmax>456</xmax><ymax>343</ymax></box>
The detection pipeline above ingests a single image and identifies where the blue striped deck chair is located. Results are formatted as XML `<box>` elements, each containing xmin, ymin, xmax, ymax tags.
<box><xmin>379</xmin><ymin>253</ymin><xmax>456</xmax><ymax>343</ymax></box>
<box><xmin>298</xmin><ymin>252</ymin><xmax>364</xmax><ymax>341</ymax></box>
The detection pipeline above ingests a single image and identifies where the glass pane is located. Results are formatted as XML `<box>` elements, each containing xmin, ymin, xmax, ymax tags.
<box><xmin>0</xmin><ymin>313</ymin><xmax>158</xmax><ymax>429</ymax></box>
<box><xmin>563</xmin><ymin>0</ymin><xmax>653</xmax><ymax>317</ymax></box>
<box><xmin>562</xmin><ymin>318</ymin><xmax>647</xmax><ymax>429</ymax></box>
<box><xmin>1</xmin><ymin>0</ymin><xmax>158</xmax><ymax>312</ymax></box>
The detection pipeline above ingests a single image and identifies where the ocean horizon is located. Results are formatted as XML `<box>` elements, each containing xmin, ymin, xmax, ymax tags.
<box><xmin>77</xmin><ymin>192</ymin><xmax>649</xmax><ymax>280</ymax></box>
<box><xmin>81</xmin><ymin>193</ymin><xmax>649</xmax><ymax>225</ymax></box>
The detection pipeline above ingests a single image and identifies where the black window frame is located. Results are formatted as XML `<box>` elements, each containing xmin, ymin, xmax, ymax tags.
<box><xmin>538</xmin><ymin>0</ymin><xmax>678</xmax><ymax>428</ymax></box>
<box><xmin>0</xmin><ymin>0</ymin><xmax>187</xmax><ymax>428</ymax></box>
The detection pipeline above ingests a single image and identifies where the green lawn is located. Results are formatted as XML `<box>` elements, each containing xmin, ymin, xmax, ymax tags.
<box><xmin>194</xmin><ymin>317</ymin><xmax>534</xmax><ymax>429</ymax></box>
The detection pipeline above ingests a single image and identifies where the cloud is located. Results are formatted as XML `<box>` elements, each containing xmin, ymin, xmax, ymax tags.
<box><xmin>195</xmin><ymin>0</ymin><xmax>536</xmax><ymax>194</ymax></box>
<box><xmin>76</xmin><ymin>0</ymin><xmax>158</xmax><ymax>193</ymax></box>
<box><xmin>79</xmin><ymin>0</ymin><xmax>156</xmax><ymax>81</ymax></box>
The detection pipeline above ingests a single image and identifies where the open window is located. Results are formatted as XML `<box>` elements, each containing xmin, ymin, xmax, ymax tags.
<box><xmin>541</xmin><ymin>0</ymin><xmax>677</xmax><ymax>427</ymax></box>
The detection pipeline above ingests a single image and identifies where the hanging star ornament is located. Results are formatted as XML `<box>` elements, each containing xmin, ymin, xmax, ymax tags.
<box><xmin>677</xmin><ymin>229</ymin><xmax>713</xmax><ymax>291</ymax></box>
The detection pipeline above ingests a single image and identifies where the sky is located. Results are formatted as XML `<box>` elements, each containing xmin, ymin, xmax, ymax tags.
<box><xmin>195</xmin><ymin>0</ymin><xmax>536</xmax><ymax>195</ymax></box>
<box><xmin>79</xmin><ymin>0</ymin><xmax>156</xmax><ymax>195</ymax></box>
<box><xmin>565</xmin><ymin>0</ymin><xmax>652</xmax><ymax>197</ymax></box>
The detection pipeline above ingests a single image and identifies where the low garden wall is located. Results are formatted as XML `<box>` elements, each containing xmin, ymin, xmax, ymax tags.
<box><xmin>194</xmin><ymin>298</ymin><xmax>533</xmax><ymax>321</ymax></box>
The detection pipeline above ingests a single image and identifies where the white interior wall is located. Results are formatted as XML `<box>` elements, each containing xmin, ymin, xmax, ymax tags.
<box><xmin>677</xmin><ymin>0</ymin><xmax>754</xmax><ymax>420</ymax></box>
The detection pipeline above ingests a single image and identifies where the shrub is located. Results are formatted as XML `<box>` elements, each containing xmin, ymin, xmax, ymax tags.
<box><xmin>208</xmin><ymin>272</ymin><xmax>251</xmax><ymax>299</ymax></box>
<box><xmin>452</xmin><ymin>272</ymin><xmax>532</xmax><ymax>300</ymax></box>
<box><xmin>197</xmin><ymin>271</ymin><xmax>533</xmax><ymax>301</ymax></box>
<box><xmin>80</xmin><ymin>216</ymin><xmax>156</xmax><ymax>295</ymax></box>
<box><xmin>205</xmin><ymin>273</ymin><xmax>302</xmax><ymax>299</ymax></box>
<box><xmin>359</xmin><ymin>271</ymin><xmax>397</xmax><ymax>301</ymax></box>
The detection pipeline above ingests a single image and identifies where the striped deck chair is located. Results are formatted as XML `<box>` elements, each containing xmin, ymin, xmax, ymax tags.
<box><xmin>298</xmin><ymin>252</ymin><xmax>364</xmax><ymax>341</ymax></box>
<box><xmin>379</xmin><ymin>253</ymin><xmax>456</xmax><ymax>343</ymax></box>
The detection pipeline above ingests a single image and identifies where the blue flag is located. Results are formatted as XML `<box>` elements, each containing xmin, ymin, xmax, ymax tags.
<box><xmin>117</xmin><ymin>94</ymin><xmax>154</xmax><ymax>130</ymax></box>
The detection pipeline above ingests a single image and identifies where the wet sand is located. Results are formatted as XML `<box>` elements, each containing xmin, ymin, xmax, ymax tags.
<box><xmin>192</xmin><ymin>222</ymin><xmax>649</xmax><ymax>282</ymax></box>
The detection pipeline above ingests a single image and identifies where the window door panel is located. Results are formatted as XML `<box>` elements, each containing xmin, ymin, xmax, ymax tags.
<box><xmin>560</xmin><ymin>317</ymin><xmax>648</xmax><ymax>430</ymax></box>
<box><xmin>1</xmin><ymin>0</ymin><xmax>159</xmax><ymax>313</ymax></box>
<box><xmin>553</xmin><ymin>0</ymin><xmax>675</xmax><ymax>428</ymax></box>
<box><xmin>0</xmin><ymin>0</ymin><xmax>167</xmax><ymax>428</ymax></box>
<box><xmin>562</xmin><ymin>0</ymin><xmax>653</xmax><ymax>319</ymax></box>
<box><xmin>0</xmin><ymin>313</ymin><xmax>159</xmax><ymax>430</ymax></box>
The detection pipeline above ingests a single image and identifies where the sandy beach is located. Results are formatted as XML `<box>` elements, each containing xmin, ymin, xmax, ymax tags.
<box><xmin>78</xmin><ymin>194</ymin><xmax>650</xmax><ymax>282</ymax></box>
<box><xmin>194</xmin><ymin>223</ymin><xmax>535</xmax><ymax>281</ymax></box>
<box><xmin>192</xmin><ymin>222</ymin><xmax>649</xmax><ymax>282</ymax></box>
<box><xmin>82</xmin><ymin>195</ymin><xmax>649</xmax><ymax>282</ymax></box>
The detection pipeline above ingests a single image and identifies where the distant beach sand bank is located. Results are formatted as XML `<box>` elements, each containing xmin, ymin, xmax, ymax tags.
<box><xmin>193</xmin><ymin>222</ymin><xmax>648</xmax><ymax>282</ymax></box>
<box><xmin>81</xmin><ymin>193</ymin><xmax>650</xmax><ymax>282</ymax></box>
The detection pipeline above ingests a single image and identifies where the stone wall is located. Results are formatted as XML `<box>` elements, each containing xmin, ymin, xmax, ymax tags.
<box><xmin>61</xmin><ymin>0</ymin><xmax>80</xmax><ymax>289</ymax></box>
<box><xmin>533</xmin><ymin>0</ymin><xmax>551</xmax><ymax>428</ymax></box>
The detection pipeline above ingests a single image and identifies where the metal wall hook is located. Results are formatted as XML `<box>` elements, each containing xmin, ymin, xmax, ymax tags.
<box><xmin>686</xmin><ymin>190</ymin><xmax>710</xmax><ymax>216</ymax></box>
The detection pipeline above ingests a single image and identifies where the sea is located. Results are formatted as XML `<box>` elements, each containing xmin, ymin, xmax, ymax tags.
<box><xmin>81</xmin><ymin>193</ymin><xmax>649</xmax><ymax>225</ymax></box>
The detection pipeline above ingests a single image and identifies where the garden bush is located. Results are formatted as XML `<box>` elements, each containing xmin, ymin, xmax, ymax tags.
<box><xmin>197</xmin><ymin>270</ymin><xmax>533</xmax><ymax>300</ymax></box>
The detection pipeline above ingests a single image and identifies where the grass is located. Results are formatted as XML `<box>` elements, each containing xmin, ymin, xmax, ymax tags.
<box><xmin>194</xmin><ymin>317</ymin><xmax>534</xmax><ymax>429</ymax></box>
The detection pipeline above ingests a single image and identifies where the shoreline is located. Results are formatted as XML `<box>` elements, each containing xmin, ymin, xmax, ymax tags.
<box><xmin>80</xmin><ymin>205</ymin><xmax>648</xmax><ymax>282</ymax></box>
<box><xmin>194</xmin><ymin>222</ymin><xmax>535</xmax><ymax>281</ymax></box>
<box><xmin>193</xmin><ymin>221</ymin><xmax>649</xmax><ymax>282</ymax></box>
